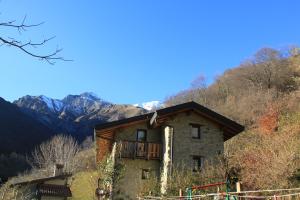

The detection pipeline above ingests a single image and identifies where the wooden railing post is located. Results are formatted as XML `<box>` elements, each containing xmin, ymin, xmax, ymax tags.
<box><xmin>119</xmin><ymin>140</ymin><xmax>161</xmax><ymax>160</ymax></box>
<box><xmin>133</xmin><ymin>141</ymin><xmax>136</xmax><ymax>159</ymax></box>
<box><xmin>146</xmin><ymin>142</ymin><xmax>150</xmax><ymax>160</ymax></box>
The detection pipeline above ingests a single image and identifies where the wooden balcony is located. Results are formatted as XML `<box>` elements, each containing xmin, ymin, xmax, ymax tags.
<box><xmin>119</xmin><ymin>140</ymin><xmax>161</xmax><ymax>160</ymax></box>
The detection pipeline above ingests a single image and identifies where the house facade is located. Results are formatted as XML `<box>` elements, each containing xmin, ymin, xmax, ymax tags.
<box><xmin>95</xmin><ymin>102</ymin><xmax>244</xmax><ymax>199</ymax></box>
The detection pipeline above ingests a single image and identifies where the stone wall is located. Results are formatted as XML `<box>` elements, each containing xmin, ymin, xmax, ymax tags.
<box><xmin>114</xmin><ymin>122</ymin><xmax>161</xmax><ymax>142</ymax></box>
<box><xmin>166</xmin><ymin>112</ymin><xmax>224</xmax><ymax>169</ymax></box>
<box><xmin>114</xmin><ymin>159</ymin><xmax>160</xmax><ymax>200</ymax></box>
<box><xmin>113</xmin><ymin>122</ymin><xmax>162</xmax><ymax>199</ymax></box>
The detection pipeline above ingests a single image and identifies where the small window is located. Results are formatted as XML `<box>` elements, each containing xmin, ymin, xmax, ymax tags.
<box><xmin>137</xmin><ymin>129</ymin><xmax>147</xmax><ymax>142</ymax></box>
<box><xmin>192</xmin><ymin>156</ymin><xmax>204</xmax><ymax>172</ymax></box>
<box><xmin>141</xmin><ymin>169</ymin><xmax>150</xmax><ymax>179</ymax></box>
<box><xmin>190</xmin><ymin>123</ymin><xmax>201</xmax><ymax>139</ymax></box>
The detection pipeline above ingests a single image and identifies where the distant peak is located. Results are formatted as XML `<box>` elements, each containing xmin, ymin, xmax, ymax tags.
<box><xmin>80</xmin><ymin>92</ymin><xmax>99</xmax><ymax>99</ymax></box>
<box><xmin>133</xmin><ymin>100</ymin><xmax>162</xmax><ymax>111</ymax></box>
<box><xmin>39</xmin><ymin>95</ymin><xmax>50</xmax><ymax>100</ymax></box>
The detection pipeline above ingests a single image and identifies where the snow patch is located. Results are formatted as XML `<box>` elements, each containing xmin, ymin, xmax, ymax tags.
<box><xmin>133</xmin><ymin>101</ymin><xmax>161</xmax><ymax>111</ymax></box>
<box><xmin>40</xmin><ymin>95</ymin><xmax>52</xmax><ymax>108</ymax></box>
<box><xmin>80</xmin><ymin>92</ymin><xmax>100</xmax><ymax>101</ymax></box>
<box><xmin>53</xmin><ymin>100</ymin><xmax>64</xmax><ymax>111</ymax></box>
<box><xmin>40</xmin><ymin>95</ymin><xmax>63</xmax><ymax>112</ymax></box>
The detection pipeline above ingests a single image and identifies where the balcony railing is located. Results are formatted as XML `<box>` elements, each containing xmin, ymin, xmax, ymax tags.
<box><xmin>119</xmin><ymin>140</ymin><xmax>161</xmax><ymax>160</ymax></box>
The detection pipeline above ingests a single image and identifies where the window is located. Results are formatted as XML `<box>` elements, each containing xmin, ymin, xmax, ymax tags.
<box><xmin>190</xmin><ymin>123</ymin><xmax>201</xmax><ymax>139</ymax></box>
<box><xmin>192</xmin><ymin>156</ymin><xmax>204</xmax><ymax>172</ymax></box>
<box><xmin>141</xmin><ymin>169</ymin><xmax>150</xmax><ymax>179</ymax></box>
<box><xmin>136</xmin><ymin>129</ymin><xmax>147</xmax><ymax>142</ymax></box>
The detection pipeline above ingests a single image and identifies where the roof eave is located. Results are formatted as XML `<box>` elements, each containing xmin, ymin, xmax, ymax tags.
<box><xmin>95</xmin><ymin>101</ymin><xmax>245</xmax><ymax>137</ymax></box>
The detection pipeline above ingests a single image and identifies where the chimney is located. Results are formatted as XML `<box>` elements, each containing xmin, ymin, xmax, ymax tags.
<box><xmin>53</xmin><ymin>163</ymin><xmax>64</xmax><ymax>176</ymax></box>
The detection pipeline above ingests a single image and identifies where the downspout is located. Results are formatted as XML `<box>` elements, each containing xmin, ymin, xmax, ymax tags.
<box><xmin>170</xmin><ymin>127</ymin><xmax>173</xmax><ymax>174</ymax></box>
<box><xmin>94</xmin><ymin>128</ymin><xmax>97</xmax><ymax>164</ymax></box>
<box><xmin>109</xmin><ymin>142</ymin><xmax>117</xmax><ymax>200</ymax></box>
<box><xmin>160</xmin><ymin>126</ymin><xmax>173</xmax><ymax>195</ymax></box>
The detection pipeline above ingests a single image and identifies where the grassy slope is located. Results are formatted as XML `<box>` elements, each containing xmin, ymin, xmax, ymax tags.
<box><xmin>70</xmin><ymin>170</ymin><xmax>99</xmax><ymax>200</ymax></box>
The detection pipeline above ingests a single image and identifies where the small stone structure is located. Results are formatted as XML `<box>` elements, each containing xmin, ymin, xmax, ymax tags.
<box><xmin>11</xmin><ymin>174</ymin><xmax>72</xmax><ymax>200</ymax></box>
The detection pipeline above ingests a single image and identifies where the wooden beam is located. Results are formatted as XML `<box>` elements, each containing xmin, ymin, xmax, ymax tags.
<box><xmin>95</xmin><ymin>119</ymin><xmax>147</xmax><ymax>133</ymax></box>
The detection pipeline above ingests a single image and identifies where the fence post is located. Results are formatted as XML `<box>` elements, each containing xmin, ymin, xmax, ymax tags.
<box><xmin>179</xmin><ymin>188</ymin><xmax>182</xmax><ymax>198</ymax></box>
<box><xmin>236</xmin><ymin>182</ymin><xmax>241</xmax><ymax>193</ymax></box>
<box><xmin>186</xmin><ymin>188</ymin><xmax>192</xmax><ymax>200</ymax></box>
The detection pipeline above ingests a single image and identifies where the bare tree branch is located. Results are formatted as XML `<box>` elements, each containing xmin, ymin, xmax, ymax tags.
<box><xmin>0</xmin><ymin>15</ymin><xmax>71</xmax><ymax>64</ymax></box>
<box><xmin>0</xmin><ymin>16</ymin><xmax>44</xmax><ymax>31</ymax></box>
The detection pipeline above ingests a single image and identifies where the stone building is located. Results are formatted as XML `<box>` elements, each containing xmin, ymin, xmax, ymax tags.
<box><xmin>10</xmin><ymin>165</ymin><xmax>72</xmax><ymax>200</ymax></box>
<box><xmin>11</xmin><ymin>175</ymin><xmax>72</xmax><ymax>200</ymax></box>
<box><xmin>94</xmin><ymin>101</ymin><xmax>244</xmax><ymax>199</ymax></box>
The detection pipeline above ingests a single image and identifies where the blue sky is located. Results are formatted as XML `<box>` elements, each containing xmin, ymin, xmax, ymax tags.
<box><xmin>1</xmin><ymin>0</ymin><xmax>299</xmax><ymax>104</ymax></box>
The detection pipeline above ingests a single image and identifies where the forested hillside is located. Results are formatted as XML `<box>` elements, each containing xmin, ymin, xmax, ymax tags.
<box><xmin>165</xmin><ymin>47</ymin><xmax>300</xmax><ymax>189</ymax></box>
<box><xmin>166</xmin><ymin>47</ymin><xmax>300</xmax><ymax>126</ymax></box>
<box><xmin>0</xmin><ymin>98</ymin><xmax>54</xmax><ymax>154</ymax></box>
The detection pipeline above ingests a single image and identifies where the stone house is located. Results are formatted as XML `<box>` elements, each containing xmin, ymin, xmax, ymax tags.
<box><xmin>11</xmin><ymin>165</ymin><xmax>72</xmax><ymax>200</ymax></box>
<box><xmin>94</xmin><ymin>101</ymin><xmax>244</xmax><ymax>199</ymax></box>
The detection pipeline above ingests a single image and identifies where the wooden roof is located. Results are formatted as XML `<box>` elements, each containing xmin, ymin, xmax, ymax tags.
<box><xmin>95</xmin><ymin>101</ymin><xmax>244</xmax><ymax>141</ymax></box>
<box><xmin>11</xmin><ymin>174</ymin><xmax>71</xmax><ymax>186</ymax></box>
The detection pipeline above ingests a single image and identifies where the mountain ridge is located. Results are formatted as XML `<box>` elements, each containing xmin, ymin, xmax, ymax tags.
<box><xmin>13</xmin><ymin>93</ymin><xmax>148</xmax><ymax>141</ymax></box>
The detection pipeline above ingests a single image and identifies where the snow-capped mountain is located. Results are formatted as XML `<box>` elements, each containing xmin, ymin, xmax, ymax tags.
<box><xmin>15</xmin><ymin>92</ymin><xmax>110</xmax><ymax>115</ymax></box>
<box><xmin>14</xmin><ymin>92</ymin><xmax>147</xmax><ymax>140</ymax></box>
<box><xmin>39</xmin><ymin>95</ymin><xmax>64</xmax><ymax>112</ymax></box>
<box><xmin>133</xmin><ymin>100</ymin><xmax>163</xmax><ymax>111</ymax></box>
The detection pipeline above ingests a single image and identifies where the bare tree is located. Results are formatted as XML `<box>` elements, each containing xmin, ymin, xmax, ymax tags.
<box><xmin>0</xmin><ymin>15</ymin><xmax>70</xmax><ymax>64</ymax></box>
<box><xmin>31</xmin><ymin>135</ymin><xmax>79</xmax><ymax>174</ymax></box>
<box><xmin>190</xmin><ymin>74</ymin><xmax>207</xmax><ymax>89</ymax></box>
<box><xmin>241</xmin><ymin>48</ymin><xmax>298</xmax><ymax>92</ymax></box>
<box><xmin>165</xmin><ymin>46</ymin><xmax>300</xmax><ymax>126</ymax></box>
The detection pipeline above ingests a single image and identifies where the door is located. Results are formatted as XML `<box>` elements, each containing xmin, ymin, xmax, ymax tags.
<box><xmin>136</xmin><ymin>129</ymin><xmax>147</xmax><ymax>157</ymax></box>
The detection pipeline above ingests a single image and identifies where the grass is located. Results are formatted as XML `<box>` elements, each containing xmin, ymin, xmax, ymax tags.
<box><xmin>70</xmin><ymin>170</ymin><xmax>99</xmax><ymax>200</ymax></box>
